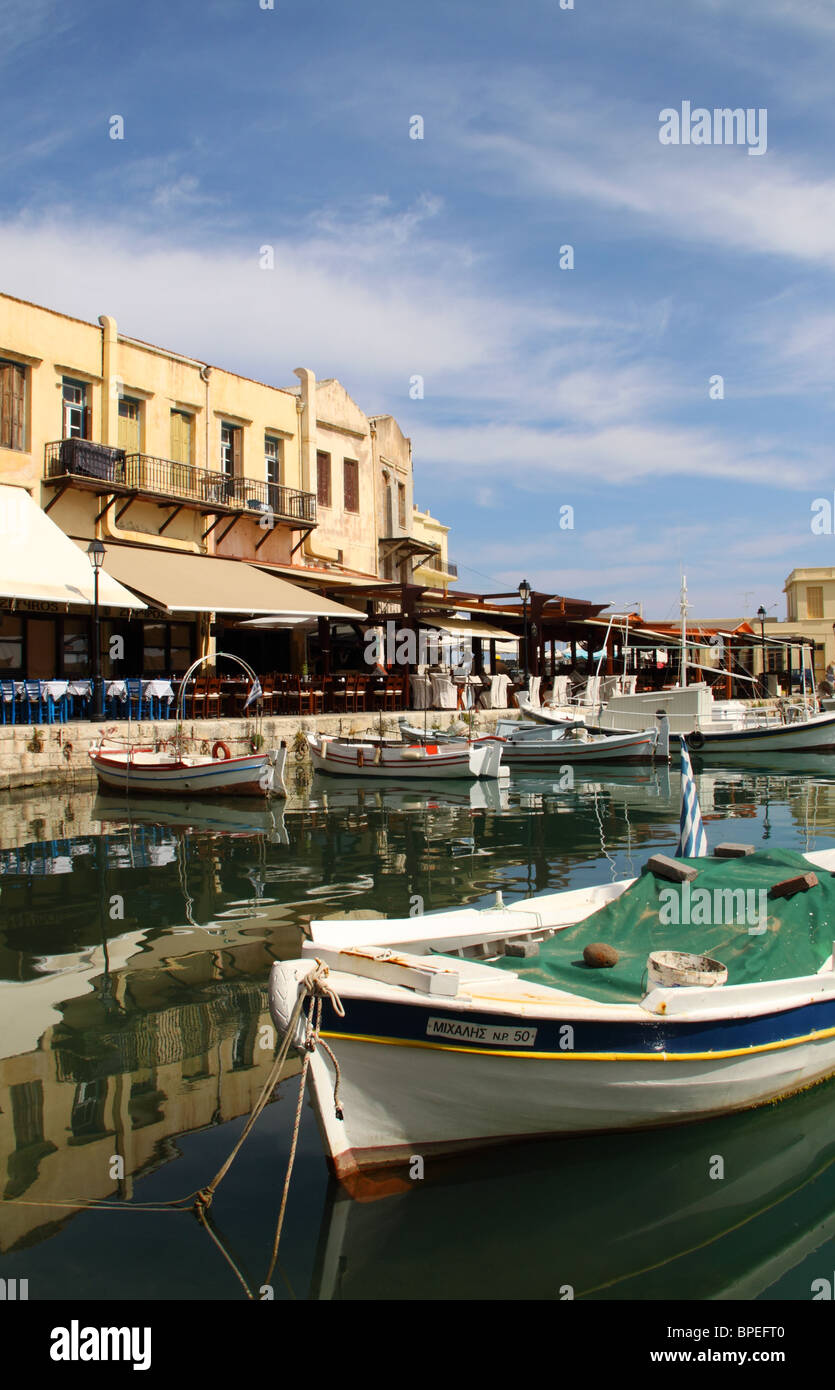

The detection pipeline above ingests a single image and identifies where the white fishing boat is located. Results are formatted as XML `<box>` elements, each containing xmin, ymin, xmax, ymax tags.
<box><xmin>88</xmin><ymin>653</ymin><xmax>288</xmax><ymax>798</ymax></box>
<box><xmin>307</xmin><ymin>732</ymin><xmax>506</xmax><ymax>780</ymax></box>
<box><xmin>399</xmin><ymin>714</ymin><xmax>668</xmax><ymax>764</ymax></box>
<box><xmin>271</xmin><ymin>840</ymin><xmax>835</xmax><ymax>1179</ymax></box>
<box><xmin>491</xmin><ymin>715</ymin><xmax>668</xmax><ymax>765</ymax></box>
<box><xmin>685</xmin><ymin>708</ymin><xmax>835</xmax><ymax>755</ymax></box>
<box><xmin>89</xmin><ymin>742</ymin><xmax>287</xmax><ymax>797</ymax></box>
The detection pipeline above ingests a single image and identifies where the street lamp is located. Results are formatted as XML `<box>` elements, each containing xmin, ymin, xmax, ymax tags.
<box><xmin>518</xmin><ymin>579</ymin><xmax>531</xmax><ymax>685</ymax></box>
<box><xmin>757</xmin><ymin>604</ymin><xmax>767</xmax><ymax>698</ymax></box>
<box><xmin>87</xmin><ymin>539</ymin><xmax>105</xmax><ymax>721</ymax></box>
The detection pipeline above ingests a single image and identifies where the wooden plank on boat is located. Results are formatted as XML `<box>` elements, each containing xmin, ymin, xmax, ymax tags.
<box><xmin>307</xmin><ymin>943</ymin><xmax>461</xmax><ymax>996</ymax></box>
<box><xmin>713</xmin><ymin>843</ymin><xmax>756</xmax><ymax>858</ymax></box>
<box><xmin>768</xmin><ymin>872</ymin><xmax>819</xmax><ymax>900</ymax></box>
<box><xmin>643</xmin><ymin>854</ymin><xmax>699</xmax><ymax>883</ymax></box>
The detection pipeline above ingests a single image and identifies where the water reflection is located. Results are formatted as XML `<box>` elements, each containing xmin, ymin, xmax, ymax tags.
<box><xmin>1</xmin><ymin>762</ymin><xmax>835</xmax><ymax>1297</ymax></box>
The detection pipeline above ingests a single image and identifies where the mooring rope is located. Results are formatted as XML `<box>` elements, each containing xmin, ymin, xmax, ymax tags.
<box><xmin>2</xmin><ymin>960</ymin><xmax>346</xmax><ymax>1299</ymax></box>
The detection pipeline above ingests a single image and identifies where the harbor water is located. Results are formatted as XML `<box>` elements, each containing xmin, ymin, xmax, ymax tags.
<box><xmin>1</xmin><ymin>759</ymin><xmax>835</xmax><ymax>1300</ymax></box>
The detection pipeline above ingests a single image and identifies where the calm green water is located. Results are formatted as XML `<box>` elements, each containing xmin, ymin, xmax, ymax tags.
<box><xmin>1</xmin><ymin>759</ymin><xmax>835</xmax><ymax>1300</ymax></box>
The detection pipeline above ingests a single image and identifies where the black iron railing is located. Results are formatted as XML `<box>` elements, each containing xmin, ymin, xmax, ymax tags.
<box><xmin>44</xmin><ymin>441</ymin><xmax>317</xmax><ymax>524</ymax></box>
<box><xmin>424</xmin><ymin>552</ymin><xmax>458</xmax><ymax>577</ymax></box>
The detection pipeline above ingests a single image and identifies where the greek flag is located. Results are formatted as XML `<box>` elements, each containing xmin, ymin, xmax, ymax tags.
<box><xmin>244</xmin><ymin>678</ymin><xmax>263</xmax><ymax>710</ymax></box>
<box><xmin>676</xmin><ymin>735</ymin><xmax>708</xmax><ymax>858</ymax></box>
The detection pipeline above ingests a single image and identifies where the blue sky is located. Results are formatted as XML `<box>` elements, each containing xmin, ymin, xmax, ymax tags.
<box><xmin>2</xmin><ymin>0</ymin><xmax>835</xmax><ymax>619</ymax></box>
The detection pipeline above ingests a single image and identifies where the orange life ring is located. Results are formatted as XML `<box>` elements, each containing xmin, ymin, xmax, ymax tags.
<box><xmin>212</xmin><ymin>740</ymin><xmax>231</xmax><ymax>761</ymax></box>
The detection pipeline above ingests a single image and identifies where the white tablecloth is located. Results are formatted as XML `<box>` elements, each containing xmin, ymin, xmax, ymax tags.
<box><xmin>430</xmin><ymin>674</ymin><xmax>458</xmax><ymax>710</ymax></box>
<box><xmin>409</xmin><ymin>674</ymin><xmax>432</xmax><ymax>709</ymax></box>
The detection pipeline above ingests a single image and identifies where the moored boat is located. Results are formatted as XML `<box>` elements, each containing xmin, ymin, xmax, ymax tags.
<box><xmin>270</xmin><ymin>840</ymin><xmax>835</xmax><ymax>1180</ymax></box>
<box><xmin>307</xmin><ymin>732</ymin><xmax>506</xmax><ymax>780</ymax></box>
<box><xmin>89</xmin><ymin>742</ymin><xmax>287</xmax><ymax>797</ymax></box>
<box><xmin>491</xmin><ymin>714</ymin><xmax>669</xmax><ymax>765</ymax></box>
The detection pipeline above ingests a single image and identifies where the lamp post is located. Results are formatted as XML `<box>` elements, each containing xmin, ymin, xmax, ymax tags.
<box><xmin>757</xmin><ymin>604</ymin><xmax>767</xmax><ymax>699</ymax></box>
<box><xmin>518</xmin><ymin>579</ymin><xmax>531</xmax><ymax>685</ymax></box>
<box><xmin>87</xmin><ymin>539</ymin><xmax>105</xmax><ymax>721</ymax></box>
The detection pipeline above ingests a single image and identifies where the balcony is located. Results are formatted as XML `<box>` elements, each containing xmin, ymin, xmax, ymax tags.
<box><xmin>422</xmin><ymin>552</ymin><xmax>458</xmax><ymax>578</ymax></box>
<box><xmin>44</xmin><ymin>440</ymin><xmax>317</xmax><ymax>526</ymax></box>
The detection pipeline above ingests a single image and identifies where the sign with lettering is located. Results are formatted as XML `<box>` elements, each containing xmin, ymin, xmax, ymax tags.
<box><xmin>426</xmin><ymin>1017</ymin><xmax>538</xmax><ymax>1047</ymax></box>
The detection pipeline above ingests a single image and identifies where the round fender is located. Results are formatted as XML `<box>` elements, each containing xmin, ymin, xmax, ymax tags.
<box><xmin>688</xmin><ymin>730</ymin><xmax>704</xmax><ymax>750</ymax></box>
<box><xmin>212</xmin><ymin>740</ymin><xmax>232</xmax><ymax>761</ymax></box>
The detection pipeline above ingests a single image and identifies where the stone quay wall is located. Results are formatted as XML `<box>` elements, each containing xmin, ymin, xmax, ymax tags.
<box><xmin>0</xmin><ymin>708</ymin><xmax>522</xmax><ymax>794</ymax></box>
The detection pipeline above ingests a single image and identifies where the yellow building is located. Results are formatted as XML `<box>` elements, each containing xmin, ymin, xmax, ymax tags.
<box><xmin>0</xmin><ymin>292</ymin><xmax>455</xmax><ymax>684</ymax></box>
<box><xmin>411</xmin><ymin>504</ymin><xmax>458</xmax><ymax>592</ymax></box>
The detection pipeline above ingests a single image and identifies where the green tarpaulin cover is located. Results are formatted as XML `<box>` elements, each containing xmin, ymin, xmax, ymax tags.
<box><xmin>492</xmin><ymin>848</ymin><xmax>835</xmax><ymax>1004</ymax></box>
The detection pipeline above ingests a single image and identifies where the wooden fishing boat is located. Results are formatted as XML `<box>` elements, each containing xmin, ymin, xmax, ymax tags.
<box><xmin>491</xmin><ymin>717</ymin><xmax>667</xmax><ymax>765</ymax></box>
<box><xmin>271</xmin><ymin>843</ymin><xmax>835</xmax><ymax>1180</ymax></box>
<box><xmin>685</xmin><ymin>708</ymin><xmax>835</xmax><ymax>755</ymax></box>
<box><xmin>89</xmin><ymin>742</ymin><xmax>287</xmax><ymax>797</ymax></box>
<box><xmin>400</xmin><ymin>714</ymin><xmax>668</xmax><ymax>764</ymax></box>
<box><xmin>307</xmin><ymin>732</ymin><xmax>507</xmax><ymax>780</ymax></box>
<box><xmin>88</xmin><ymin>652</ymin><xmax>288</xmax><ymax>798</ymax></box>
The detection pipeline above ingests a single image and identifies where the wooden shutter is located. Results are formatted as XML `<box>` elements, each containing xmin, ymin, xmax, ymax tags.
<box><xmin>344</xmin><ymin>459</ymin><xmax>358</xmax><ymax>512</ymax></box>
<box><xmin>0</xmin><ymin>361</ymin><xmax>26</xmax><ymax>450</ymax></box>
<box><xmin>118</xmin><ymin>400</ymin><xmax>140</xmax><ymax>453</ymax></box>
<box><xmin>171</xmin><ymin>411</ymin><xmax>191</xmax><ymax>464</ymax></box>
<box><xmin>232</xmin><ymin>426</ymin><xmax>242</xmax><ymax>478</ymax></box>
<box><xmin>0</xmin><ymin>363</ymin><xmax>13</xmax><ymax>449</ymax></box>
<box><xmin>317</xmin><ymin>452</ymin><xmax>331</xmax><ymax>507</ymax></box>
<box><xmin>398</xmin><ymin>482</ymin><xmax>406</xmax><ymax>527</ymax></box>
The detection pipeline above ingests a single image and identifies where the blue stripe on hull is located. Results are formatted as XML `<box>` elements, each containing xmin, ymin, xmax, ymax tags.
<box><xmin>322</xmin><ymin>991</ymin><xmax>835</xmax><ymax>1056</ymax></box>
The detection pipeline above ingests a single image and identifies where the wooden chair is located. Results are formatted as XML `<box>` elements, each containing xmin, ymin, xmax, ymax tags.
<box><xmin>353</xmin><ymin>675</ymin><xmax>368</xmax><ymax>713</ymax></box>
<box><xmin>328</xmin><ymin>675</ymin><xmax>347</xmax><ymax>715</ymax></box>
<box><xmin>385</xmin><ymin>676</ymin><xmax>405</xmax><ymax>711</ymax></box>
<box><xmin>190</xmin><ymin>678</ymin><xmax>209</xmax><ymax>720</ymax></box>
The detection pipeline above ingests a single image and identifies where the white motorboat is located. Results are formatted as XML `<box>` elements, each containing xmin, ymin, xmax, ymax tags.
<box><xmin>685</xmin><ymin>708</ymin><xmax>835</xmax><ymax>755</ymax></box>
<box><xmin>307</xmin><ymin>732</ymin><xmax>507</xmax><ymax>780</ymax></box>
<box><xmin>271</xmin><ymin>842</ymin><xmax>835</xmax><ymax>1180</ymax></box>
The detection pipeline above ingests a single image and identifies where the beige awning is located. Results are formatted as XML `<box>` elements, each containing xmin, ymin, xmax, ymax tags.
<box><xmin>96</xmin><ymin>543</ymin><xmax>365</xmax><ymax>616</ymax></box>
<box><xmin>421</xmin><ymin>615</ymin><xmax>517</xmax><ymax>642</ymax></box>
<box><xmin>0</xmin><ymin>487</ymin><xmax>145</xmax><ymax>609</ymax></box>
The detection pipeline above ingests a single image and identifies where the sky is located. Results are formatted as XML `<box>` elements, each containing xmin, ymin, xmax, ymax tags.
<box><xmin>2</xmin><ymin>0</ymin><xmax>835</xmax><ymax>622</ymax></box>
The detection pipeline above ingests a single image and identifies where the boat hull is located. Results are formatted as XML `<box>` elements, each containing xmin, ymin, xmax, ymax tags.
<box><xmin>281</xmin><ymin>978</ymin><xmax>835</xmax><ymax>1178</ymax></box>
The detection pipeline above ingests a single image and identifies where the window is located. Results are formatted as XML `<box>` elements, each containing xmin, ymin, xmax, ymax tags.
<box><xmin>0</xmin><ymin>614</ymin><xmax>23</xmax><ymax>671</ymax></box>
<box><xmin>787</xmin><ymin>590</ymin><xmax>796</xmax><ymax>622</ymax></box>
<box><xmin>317</xmin><ymin>451</ymin><xmax>331</xmax><ymax>507</ymax></box>
<box><xmin>265</xmin><ymin>435</ymin><xmax>282</xmax><ymax>486</ymax></box>
<box><xmin>142</xmin><ymin>621</ymin><xmax>194</xmax><ymax>675</ymax></box>
<box><xmin>807</xmin><ymin>586</ymin><xmax>824</xmax><ymax>619</ymax></box>
<box><xmin>344</xmin><ymin>458</ymin><xmax>359</xmax><ymax>513</ymax></box>
<box><xmin>170</xmin><ymin>409</ymin><xmax>193</xmax><ymax>465</ymax></box>
<box><xmin>397</xmin><ymin>482</ymin><xmax>406</xmax><ymax>528</ymax></box>
<box><xmin>221</xmin><ymin>422</ymin><xmax>242</xmax><ymax>478</ymax></box>
<box><xmin>0</xmin><ymin>359</ymin><xmax>26</xmax><ymax>451</ymax></box>
<box><xmin>62</xmin><ymin>619</ymin><xmax>90</xmax><ymax>675</ymax></box>
<box><xmin>117</xmin><ymin>396</ymin><xmax>141</xmax><ymax>453</ymax></box>
<box><xmin>62</xmin><ymin>377</ymin><xmax>89</xmax><ymax>439</ymax></box>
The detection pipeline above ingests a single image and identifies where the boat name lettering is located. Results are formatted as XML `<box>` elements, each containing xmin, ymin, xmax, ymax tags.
<box><xmin>426</xmin><ymin>1017</ymin><xmax>538</xmax><ymax>1046</ymax></box>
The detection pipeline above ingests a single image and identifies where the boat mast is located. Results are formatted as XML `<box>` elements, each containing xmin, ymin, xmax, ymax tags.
<box><xmin>679</xmin><ymin>574</ymin><xmax>689</xmax><ymax>689</ymax></box>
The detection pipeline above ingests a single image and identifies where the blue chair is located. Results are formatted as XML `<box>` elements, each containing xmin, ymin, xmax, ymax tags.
<box><xmin>0</xmin><ymin>680</ymin><xmax>16</xmax><ymax>724</ymax></box>
<box><xmin>22</xmin><ymin>680</ymin><xmax>56</xmax><ymax>724</ymax></box>
<box><xmin>124</xmin><ymin>679</ymin><xmax>145</xmax><ymax>720</ymax></box>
